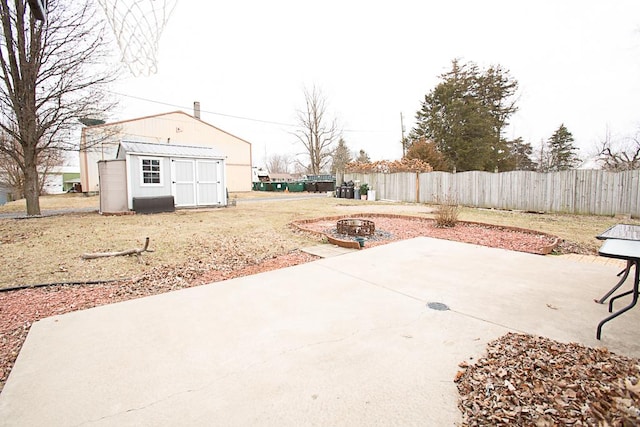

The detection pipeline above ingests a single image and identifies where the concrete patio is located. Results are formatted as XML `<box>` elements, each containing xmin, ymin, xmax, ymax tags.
<box><xmin>1</xmin><ymin>237</ymin><xmax>638</xmax><ymax>426</ymax></box>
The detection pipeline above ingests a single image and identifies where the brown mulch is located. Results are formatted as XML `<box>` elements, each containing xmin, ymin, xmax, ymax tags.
<box><xmin>294</xmin><ymin>216</ymin><xmax>560</xmax><ymax>254</ymax></box>
<box><xmin>456</xmin><ymin>333</ymin><xmax>640</xmax><ymax>426</ymax></box>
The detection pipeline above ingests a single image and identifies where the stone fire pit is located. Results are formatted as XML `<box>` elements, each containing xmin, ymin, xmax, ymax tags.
<box><xmin>336</xmin><ymin>218</ymin><xmax>376</xmax><ymax>237</ymax></box>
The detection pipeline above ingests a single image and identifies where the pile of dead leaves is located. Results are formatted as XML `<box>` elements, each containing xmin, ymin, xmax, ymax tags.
<box><xmin>456</xmin><ymin>333</ymin><xmax>640</xmax><ymax>426</ymax></box>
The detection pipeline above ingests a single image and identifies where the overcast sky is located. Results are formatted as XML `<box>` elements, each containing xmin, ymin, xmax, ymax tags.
<box><xmin>110</xmin><ymin>0</ymin><xmax>640</xmax><ymax>168</ymax></box>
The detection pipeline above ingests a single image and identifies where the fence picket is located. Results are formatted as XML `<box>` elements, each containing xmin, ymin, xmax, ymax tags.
<box><xmin>342</xmin><ymin>170</ymin><xmax>639</xmax><ymax>217</ymax></box>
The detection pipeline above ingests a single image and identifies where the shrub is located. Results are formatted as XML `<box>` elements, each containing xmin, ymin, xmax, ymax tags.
<box><xmin>434</xmin><ymin>196</ymin><xmax>460</xmax><ymax>227</ymax></box>
<box><xmin>345</xmin><ymin>158</ymin><xmax>433</xmax><ymax>173</ymax></box>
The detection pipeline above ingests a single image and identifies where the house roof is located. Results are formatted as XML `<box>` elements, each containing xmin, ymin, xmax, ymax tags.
<box><xmin>118</xmin><ymin>141</ymin><xmax>225</xmax><ymax>159</ymax></box>
<box><xmin>84</xmin><ymin>111</ymin><xmax>252</xmax><ymax>146</ymax></box>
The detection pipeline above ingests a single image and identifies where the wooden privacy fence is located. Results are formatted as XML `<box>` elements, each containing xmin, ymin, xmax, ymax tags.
<box><xmin>341</xmin><ymin>170</ymin><xmax>640</xmax><ymax>217</ymax></box>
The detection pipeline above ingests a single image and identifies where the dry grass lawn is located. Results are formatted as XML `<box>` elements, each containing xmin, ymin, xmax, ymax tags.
<box><xmin>0</xmin><ymin>192</ymin><xmax>637</xmax><ymax>289</ymax></box>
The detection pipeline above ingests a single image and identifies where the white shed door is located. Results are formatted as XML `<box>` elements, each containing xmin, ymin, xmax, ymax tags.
<box><xmin>171</xmin><ymin>159</ymin><xmax>196</xmax><ymax>206</ymax></box>
<box><xmin>196</xmin><ymin>160</ymin><xmax>222</xmax><ymax>205</ymax></box>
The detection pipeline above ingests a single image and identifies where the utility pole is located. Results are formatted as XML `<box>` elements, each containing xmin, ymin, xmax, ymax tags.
<box><xmin>400</xmin><ymin>112</ymin><xmax>406</xmax><ymax>157</ymax></box>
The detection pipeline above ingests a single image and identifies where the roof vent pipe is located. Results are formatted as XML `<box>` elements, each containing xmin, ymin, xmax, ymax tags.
<box><xmin>194</xmin><ymin>101</ymin><xmax>201</xmax><ymax>119</ymax></box>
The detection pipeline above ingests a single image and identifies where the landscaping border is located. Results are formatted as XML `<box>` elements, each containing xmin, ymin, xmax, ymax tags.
<box><xmin>290</xmin><ymin>213</ymin><xmax>560</xmax><ymax>254</ymax></box>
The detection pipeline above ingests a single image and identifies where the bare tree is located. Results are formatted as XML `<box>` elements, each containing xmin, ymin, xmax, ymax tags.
<box><xmin>534</xmin><ymin>139</ymin><xmax>552</xmax><ymax>172</ymax></box>
<box><xmin>0</xmin><ymin>132</ymin><xmax>23</xmax><ymax>198</ymax></box>
<box><xmin>266</xmin><ymin>153</ymin><xmax>291</xmax><ymax>174</ymax></box>
<box><xmin>293</xmin><ymin>86</ymin><xmax>340</xmax><ymax>175</ymax></box>
<box><xmin>599</xmin><ymin>129</ymin><xmax>640</xmax><ymax>171</ymax></box>
<box><xmin>0</xmin><ymin>131</ymin><xmax>63</xmax><ymax>198</ymax></box>
<box><xmin>0</xmin><ymin>0</ymin><xmax>117</xmax><ymax>215</ymax></box>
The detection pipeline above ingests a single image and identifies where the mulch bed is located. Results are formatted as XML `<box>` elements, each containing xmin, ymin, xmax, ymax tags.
<box><xmin>292</xmin><ymin>214</ymin><xmax>560</xmax><ymax>254</ymax></box>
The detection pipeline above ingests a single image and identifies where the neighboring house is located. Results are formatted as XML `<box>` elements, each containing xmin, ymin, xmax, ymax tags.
<box><xmin>99</xmin><ymin>141</ymin><xmax>227</xmax><ymax>213</ymax></box>
<box><xmin>252</xmin><ymin>167</ymin><xmax>269</xmax><ymax>183</ymax></box>
<box><xmin>79</xmin><ymin>109</ymin><xmax>252</xmax><ymax>194</ymax></box>
<box><xmin>0</xmin><ymin>166</ymin><xmax>80</xmax><ymax>203</ymax></box>
<box><xmin>268</xmin><ymin>173</ymin><xmax>296</xmax><ymax>182</ymax></box>
<box><xmin>41</xmin><ymin>166</ymin><xmax>81</xmax><ymax>194</ymax></box>
<box><xmin>0</xmin><ymin>183</ymin><xmax>10</xmax><ymax>205</ymax></box>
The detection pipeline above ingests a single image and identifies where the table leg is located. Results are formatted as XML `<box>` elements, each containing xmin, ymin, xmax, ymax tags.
<box><xmin>596</xmin><ymin>260</ymin><xmax>633</xmax><ymax>304</ymax></box>
<box><xmin>609</xmin><ymin>288</ymin><xmax>635</xmax><ymax>312</ymax></box>
<box><xmin>597</xmin><ymin>261</ymin><xmax>640</xmax><ymax>340</ymax></box>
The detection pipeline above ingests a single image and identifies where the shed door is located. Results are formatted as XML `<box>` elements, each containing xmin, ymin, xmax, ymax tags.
<box><xmin>171</xmin><ymin>159</ymin><xmax>196</xmax><ymax>206</ymax></box>
<box><xmin>196</xmin><ymin>160</ymin><xmax>223</xmax><ymax>205</ymax></box>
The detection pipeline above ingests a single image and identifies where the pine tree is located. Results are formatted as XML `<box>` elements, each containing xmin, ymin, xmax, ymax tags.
<box><xmin>547</xmin><ymin>124</ymin><xmax>580</xmax><ymax>171</ymax></box>
<box><xmin>507</xmin><ymin>138</ymin><xmax>537</xmax><ymax>171</ymax></box>
<box><xmin>330</xmin><ymin>138</ymin><xmax>352</xmax><ymax>174</ymax></box>
<box><xmin>408</xmin><ymin>59</ymin><xmax>519</xmax><ymax>172</ymax></box>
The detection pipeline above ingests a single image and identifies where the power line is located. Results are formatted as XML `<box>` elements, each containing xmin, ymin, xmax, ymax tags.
<box><xmin>108</xmin><ymin>90</ymin><xmax>397</xmax><ymax>134</ymax></box>
<box><xmin>107</xmin><ymin>91</ymin><xmax>297</xmax><ymax>127</ymax></box>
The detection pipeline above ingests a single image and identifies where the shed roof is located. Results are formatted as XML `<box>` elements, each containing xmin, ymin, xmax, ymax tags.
<box><xmin>118</xmin><ymin>141</ymin><xmax>225</xmax><ymax>159</ymax></box>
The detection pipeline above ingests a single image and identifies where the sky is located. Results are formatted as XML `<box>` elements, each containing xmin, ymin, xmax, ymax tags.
<box><xmin>107</xmin><ymin>0</ymin><xmax>640</xmax><ymax>169</ymax></box>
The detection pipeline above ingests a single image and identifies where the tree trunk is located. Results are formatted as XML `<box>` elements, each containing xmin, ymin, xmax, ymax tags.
<box><xmin>23</xmin><ymin>151</ymin><xmax>41</xmax><ymax>216</ymax></box>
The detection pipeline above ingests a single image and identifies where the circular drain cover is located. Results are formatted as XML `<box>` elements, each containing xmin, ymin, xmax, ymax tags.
<box><xmin>427</xmin><ymin>302</ymin><xmax>449</xmax><ymax>311</ymax></box>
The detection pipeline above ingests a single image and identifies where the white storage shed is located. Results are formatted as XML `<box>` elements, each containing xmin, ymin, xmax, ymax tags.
<box><xmin>99</xmin><ymin>141</ymin><xmax>227</xmax><ymax>213</ymax></box>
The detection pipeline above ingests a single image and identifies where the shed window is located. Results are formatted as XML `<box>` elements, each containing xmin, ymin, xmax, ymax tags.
<box><xmin>141</xmin><ymin>158</ymin><xmax>162</xmax><ymax>185</ymax></box>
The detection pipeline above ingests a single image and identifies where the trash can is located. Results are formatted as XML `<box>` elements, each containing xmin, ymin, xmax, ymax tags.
<box><xmin>354</xmin><ymin>188</ymin><xmax>360</xmax><ymax>199</ymax></box>
<box><xmin>345</xmin><ymin>186</ymin><xmax>354</xmax><ymax>199</ymax></box>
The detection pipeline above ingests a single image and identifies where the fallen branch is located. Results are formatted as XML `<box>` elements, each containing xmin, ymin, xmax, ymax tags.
<box><xmin>82</xmin><ymin>237</ymin><xmax>152</xmax><ymax>262</ymax></box>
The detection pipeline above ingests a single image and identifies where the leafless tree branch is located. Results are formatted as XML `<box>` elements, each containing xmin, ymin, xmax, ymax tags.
<box><xmin>292</xmin><ymin>86</ymin><xmax>340</xmax><ymax>175</ymax></box>
<box><xmin>0</xmin><ymin>0</ymin><xmax>119</xmax><ymax>215</ymax></box>
<box><xmin>598</xmin><ymin>129</ymin><xmax>640</xmax><ymax>171</ymax></box>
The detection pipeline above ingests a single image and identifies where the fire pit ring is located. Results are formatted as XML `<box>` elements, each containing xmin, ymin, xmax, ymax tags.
<box><xmin>336</xmin><ymin>218</ymin><xmax>376</xmax><ymax>237</ymax></box>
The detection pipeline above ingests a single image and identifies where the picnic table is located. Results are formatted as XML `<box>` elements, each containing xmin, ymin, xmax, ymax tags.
<box><xmin>596</xmin><ymin>224</ymin><xmax>640</xmax><ymax>339</ymax></box>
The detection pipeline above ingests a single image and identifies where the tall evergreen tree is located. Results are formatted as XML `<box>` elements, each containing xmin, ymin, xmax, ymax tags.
<box><xmin>507</xmin><ymin>138</ymin><xmax>537</xmax><ymax>171</ymax></box>
<box><xmin>547</xmin><ymin>124</ymin><xmax>580</xmax><ymax>171</ymax></box>
<box><xmin>408</xmin><ymin>59</ymin><xmax>519</xmax><ymax>172</ymax></box>
<box><xmin>330</xmin><ymin>137</ymin><xmax>351</xmax><ymax>173</ymax></box>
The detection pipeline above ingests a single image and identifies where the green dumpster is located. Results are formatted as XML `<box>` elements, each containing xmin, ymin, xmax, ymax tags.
<box><xmin>273</xmin><ymin>182</ymin><xmax>288</xmax><ymax>192</ymax></box>
<box><xmin>257</xmin><ymin>182</ymin><xmax>276</xmax><ymax>191</ymax></box>
<box><xmin>288</xmin><ymin>182</ymin><xmax>305</xmax><ymax>192</ymax></box>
